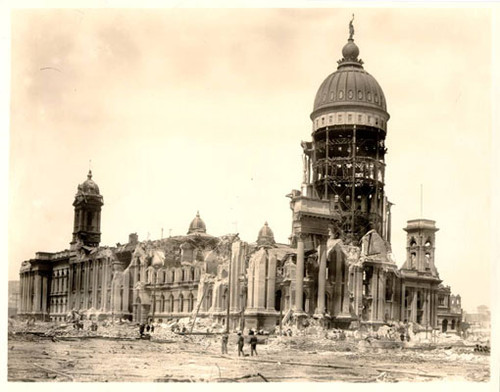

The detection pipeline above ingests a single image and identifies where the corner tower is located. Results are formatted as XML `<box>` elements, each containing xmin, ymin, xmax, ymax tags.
<box><xmin>402</xmin><ymin>219</ymin><xmax>439</xmax><ymax>277</ymax></box>
<box><xmin>70</xmin><ymin>170</ymin><xmax>103</xmax><ymax>249</ymax></box>
<box><xmin>290</xmin><ymin>18</ymin><xmax>392</xmax><ymax>244</ymax></box>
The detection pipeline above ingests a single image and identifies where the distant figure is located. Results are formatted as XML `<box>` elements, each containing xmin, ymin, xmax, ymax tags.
<box><xmin>146</xmin><ymin>324</ymin><xmax>151</xmax><ymax>333</ymax></box>
<box><xmin>150</xmin><ymin>324</ymin><xmax>155</xmax><ymax>333</ymax></box>
<box><xmin>139</xmin><ymin>323</ymin><xmax>145</xmax><ymax>337</ymax></box>
<box><xmin>237</xmin><ymin>332</ymin><xmax>245</xmax><ymax>357</ymax></box>
<box><xmin>221</xmin><ymin>333</ymin><xmax>229</xmax><ymax>354</ymax></box>
<box><xmin>249</xmin><ymin>330</ymin><xmax>258</xmax><ymax>356</ymax></box>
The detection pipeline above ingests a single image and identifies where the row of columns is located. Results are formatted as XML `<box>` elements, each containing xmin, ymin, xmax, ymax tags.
<box><xmin>294</xmin><ymin>235</ymin><xmax>350</xmax><ymax>318</ymax></box>
<box><xmin>400</xmin><ymin>286</ymin><xmax>437</xmax><ymax>327</ymax></box>
<box><xmin>50</xmin><ymin>271</ymin><xmax>69</xmax><ymax>294</ymax></box>
<box><xmin>74</xmin><ymin>209</ymin><xmax>101</xmax><ymax>233</ymax></box>
<box><xmin>67</xmin><ymin>259</ymin><xmax>110</xmax><ymax>312</ymax></box>
<box><xmin>19</xmin><ymin>270</ymin><xmax>49</xmax><ymax>316</ymax></box>
<box><xmin>246</xmin><ymin>248</ymin><xmax>278</xmax><ymax>312</ymax></box>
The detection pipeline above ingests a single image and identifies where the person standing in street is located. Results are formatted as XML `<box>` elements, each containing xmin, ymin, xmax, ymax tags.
<box><xmin>237</xmin><ymin>331</ymin><xmax>245</xmax><ymax>357</ymax></box>
<box><xmin>221</xmin><ymin>333</ymin><xmax>229</xmax><ymax>354</ymax></box>
<box><xmin>249</xmin><ymin>330</ymin><xmax>258</xmax><ymax>356</ymax></box>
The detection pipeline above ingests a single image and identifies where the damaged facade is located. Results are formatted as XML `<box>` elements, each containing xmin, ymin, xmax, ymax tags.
<box><xmin>18</xmin><ymin>25</ymin><xmax>461</xmax><ymax>333</ymax></box>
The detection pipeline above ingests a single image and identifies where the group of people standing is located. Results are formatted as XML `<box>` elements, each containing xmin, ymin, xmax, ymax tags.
<box><xmin>221</xmin><ymin>330</ymin><xmax>258</xmax><ymax>356</ymax></box>
<box><xmin>139</xmin><ymin>322</ymin><xmax>155</xmax><ymax>337</ymax></box>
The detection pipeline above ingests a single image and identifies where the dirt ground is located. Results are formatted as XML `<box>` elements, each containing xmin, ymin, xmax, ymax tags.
<box><xmin>7</xmin><ymin>329</ymin><xmax>490</xmax><ymax>382</ymax></box>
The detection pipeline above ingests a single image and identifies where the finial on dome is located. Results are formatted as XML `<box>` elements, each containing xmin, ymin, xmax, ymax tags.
<box><xmin>349</xmin><ymin>14</ymin><xmax>355</xmax><ymax>40</ymax></box>
<box><xmin>338</xmin><ymin>14</ymin><xmax>363</xmax><ymax>68</ymax></box>
<box><xmin>87</xmin><ymin>169</ymin><xmax>92</xmax><ymax>180</ymax></box>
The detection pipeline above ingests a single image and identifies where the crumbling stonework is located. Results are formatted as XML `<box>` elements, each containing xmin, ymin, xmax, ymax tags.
<box><xmin>18</xmin><ymin>25</ymin><xmax>462</xmax><ymax>333</ymax></box>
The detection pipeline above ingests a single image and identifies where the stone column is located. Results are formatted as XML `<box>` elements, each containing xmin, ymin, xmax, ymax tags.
<box><xmin>266</xmin><ymin>252</ymin><xmax>277</xmax><ymax>310</ymax></box>
<box><xmin>411</xmin><ymin>289</ymin><xmax>418</xmax><ymax>323</ymax></box>
<box><xmin>295</xmin><ymin>234</ymin><xmax>305</xmax><ymax>314</ymax></box>
<box><xmin>378</xmin><ymin>269</ymin><xmax>385</xmax><ymax>321</ymax></box>
<box><xmin>74</xmin><ymin>264</ymin><xmax>80</xmax><ymax>309</ymax></box>
<box><xmin>421</xmin><ymin>289</ymin><xmax>427</xmax><ymax>325</ymax></box>
<box><xmin>333</xmin><ymin>249</ymin><xmax>343</xmax><ymax>316</ymax></box>
<box><xmin>33</xmin><ymin>274</ymin><xmax>41</xmax><ymax>313</ymax></box>
<box><xmin>20</xmin><ymin>274</ymin><xmax>24</xmax><ymax>313</ymax></box>
<box><xmin>400</xmin><ymin>283</ymin><xmax>406</xmax><ymax>322</ymax></box>
<box><xmin>426</xmin><ymin>289</ymin><xmax>431</xmax><ymax>326</ymax></box>
<box><xmin>254</xmin><ymin>252</ymin><xmax>267</xmax><ymax>310</ymax></box>
<box><xmin>102</xmin><ymin>261</ymin><xmax>108</xmax><ymax>311</ymax></box>
<box><xmin>341</xmin><ymin>261</ymin><xmax>351</xmax><ymax>316</ymax></box>
<box><xmin>369</xmin><ymin>267</ymin><xmax>377</xmax><ymax>321</ymax></box>
<box><xmin>41</xmin><ymin>275</ymin><xmax>48</xmax><ymax>315</ymax></box>
<box><xmin>247</xmin><ymin>261</ymin><xmax>254</xmax><ymax>309</ymax></box>
<box><xmin>93</xmin><ymin>261</ymin><xmax>98</xmax><ymax>308</ymax></box>
<box><xmin>230</xmin><ymin>242</ymin><xmax>241</xmax><ymax>313</ymax></box>
<box><xmin>26</xmin><ymin>274</ymin><xmax>30</xmax><ymax>312</ymax></box>
<box><xmin>356</xmin><ymin>267</ymin><xmax>363</xmax><ymax>316</ymax></box>
<box><xmin>83</xmin><ymin>262</ymin><xmax>88</xmax><ymax>308</ymax></box>
<box><xmin>314</xmin><ymin>240</ymin><xmax>327</xmax><ymax>317</ymax></box>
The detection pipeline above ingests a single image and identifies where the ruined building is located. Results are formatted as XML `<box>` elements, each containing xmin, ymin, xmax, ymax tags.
<box><xmin>18</xmin><ymin>23</ymin><xmax>461</xmax><ymax>333</ymax></box>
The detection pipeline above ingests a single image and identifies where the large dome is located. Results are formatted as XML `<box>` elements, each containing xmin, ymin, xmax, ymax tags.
<box><xmin>310</xmin><ymin>38</ymin><xmax>389</xmax><ymax>127</ymax></box>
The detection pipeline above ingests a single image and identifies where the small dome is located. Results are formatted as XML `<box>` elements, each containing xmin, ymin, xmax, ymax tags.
<box><xmin>187</xmin><ymin>211</ymin><xmax>206</xmax><ymax>235</ymax></box>
<box><xmin>77</xmin><ymin>170</ymin><xmax>100</xmax><ymax>195</ymax></box>
<box><xmin>257</xmin><ymin>222</ymin><xmax>275</xmax><ymax>247</ymax></box>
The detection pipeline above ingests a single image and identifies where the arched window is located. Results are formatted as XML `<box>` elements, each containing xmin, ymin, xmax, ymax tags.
<box><xmin>168</xmin><ymin>294</ymin><xmax>174</xmax><ymax>313</ymax></box>
<box><xmin>206</xmin><ymin>289</ymin><xmax>213</xmax><ymax>311</ymax></box>
<box><xmin>179</xmin><ymin>294</ymin><xmax>184</xmax><ymax>313</ymax></box>
<box><xmin>160</xmin><ymin>294</ymin><xmax>165</xmax><ymax>313</ymax></box>
<box><xmin>191</xmin><ymin>267</ymin><xmax>195</xmax><ymax>281</ymax></box>
<box><xmin>188</xmin><ymin>293</ymin><xmax>194</xmax><ymax>312</ymax></box>
<box><xmin>222</xmin><ymin>288</ymin><xmax>228</xmax><ymax>309</ymax></box>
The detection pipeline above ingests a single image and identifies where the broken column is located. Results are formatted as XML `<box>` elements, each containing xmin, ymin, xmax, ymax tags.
<box><xmin>295</xmin><ymin>234</ymin><xmax>305</xmax><ymax>315</ymax></box>
<box><xmin>314</xmin><ymin>239</ymin><xmax>327</xmax><ymax>317</ymax></box>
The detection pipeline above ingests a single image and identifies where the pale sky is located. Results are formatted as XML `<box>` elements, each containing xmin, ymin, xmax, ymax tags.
<box><xmin>6</xmin><ymin>8</ymin><xmax>493</xmax><ymax>313</ymax></box>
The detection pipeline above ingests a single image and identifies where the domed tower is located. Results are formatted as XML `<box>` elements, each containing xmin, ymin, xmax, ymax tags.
<box><xmin>402</xmin><ymin>219</ymin><xmax>439</xmax><ymax>277</ymax></box>
<box><xmin>187</xmin><ymin>211</ymin><xmax>206</xmax><ymax>235</ymax></box>
<box><xmin>292</xmin><ymin>18</ymin><xmax>392</xmax><ymax>244</ymax></box>
<box><xmin>70</xmin><ymin>170</ymin><xmax>104</xmax><ymax>249</ymax></box>
<box><xmin>257</xmin><ymin>222</ymin><xmax>276</xmax><ymax>248</ymax></box>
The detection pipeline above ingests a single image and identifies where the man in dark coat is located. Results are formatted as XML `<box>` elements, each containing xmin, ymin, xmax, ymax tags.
<box><xmin>249</xmin><ymin>330</ymin><xmax>258</xmax><ymax>356</ymax></box>
<box><xmin>237</xmin><ymin>332</ymin><xmax>245</xmax><ymax>357</ymax></box>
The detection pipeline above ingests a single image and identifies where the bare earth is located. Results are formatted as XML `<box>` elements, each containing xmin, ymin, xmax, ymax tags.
<box><xmin>8</xmin><ymin>333</ymin><xmax>489</xmax><ymax>382</ymax></box>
